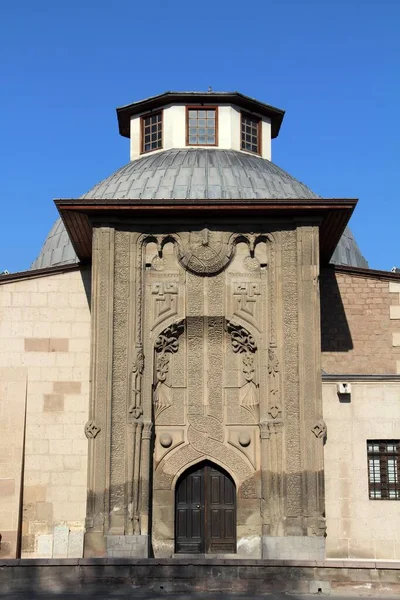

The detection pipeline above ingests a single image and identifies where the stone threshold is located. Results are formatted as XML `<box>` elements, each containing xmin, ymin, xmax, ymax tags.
<box><xmin>2</xmin><ymin>558</ymin><xmax>400</xmax><ymax>569</ymax></box>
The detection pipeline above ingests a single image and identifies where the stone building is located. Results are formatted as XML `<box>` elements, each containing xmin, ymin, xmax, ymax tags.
<box><xmin>1</xmin><ymin>91</ymin><xmax>400</xmax><ymax>561</ymax></box>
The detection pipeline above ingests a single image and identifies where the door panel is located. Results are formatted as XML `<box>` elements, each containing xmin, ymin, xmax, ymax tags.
<box><xmin>175</xmin><ymin>465</ymin><xmax>204</xmax><ymax>553</ymax></box>
<box><xmin>175</xmin><ymin>462</ymin><xmax>236</xmax><ymax>554</ymax></box>
<box><xmin>206</xmin><ymin>465</ymin><xmax>236</xmax><ymax>553</ymax></box>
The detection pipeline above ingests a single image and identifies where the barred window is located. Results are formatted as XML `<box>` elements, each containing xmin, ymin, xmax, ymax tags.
<box><xmin>186</xmin><ymin>107</ymin><xmax>217</xmax><ymax>146</ymax></box>
<box><xmin>141</xmin><ymin>112</ymin><xmax>162</xmax><ymax>153</ymax></box>
<box><xmin>241</xmin><ymin>113</ymin><xmax>261</xmax><ymax>154</ymax></box>
<box><xmin>367</xmin><ymin>440</ymin><xmax>400</xmax><ymax>500</ymax></box>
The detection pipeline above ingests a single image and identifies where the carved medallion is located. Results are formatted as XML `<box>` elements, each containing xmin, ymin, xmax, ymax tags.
<box><xmin>312</xmin><ymin>420</ymin><xmax>327</xmax><ymax>439</ymax></box>
<box><xmin>178</xmin><ymin>228</ymin><xmax>233</xmax><ymax>275</ymax></box>
<box><xmin>84</xmin><ymin>420</ymin><xmax>101</xmax><ymax>439</ymax></box>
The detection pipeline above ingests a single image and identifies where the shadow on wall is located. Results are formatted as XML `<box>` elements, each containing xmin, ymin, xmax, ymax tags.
<box><xmin>80</xmin><ymin>266</ymin><xmax>92</xmax><ymax>309</ymax></box>
<box><xmin>320</xmin><ymin>268</ymin><xmax>353</xmax><ymax>353</ymax></box>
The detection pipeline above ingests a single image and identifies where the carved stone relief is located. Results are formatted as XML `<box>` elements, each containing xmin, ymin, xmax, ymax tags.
<box><xmin>268</xmin><ymin>347</ymin><xmax>281</xmax><ymax>420</ymax></box>
<box><xmin>153</xmin><ymin>320</ymin><xmax>184</xmax><ymax>419</ymax></box>
<box><xmin>228</xmin><ymin>428</ymin><xmax>258</xmax><ymax>468</ymax></box>
<box><xmin>85</xmin><ymin>420</ymin><xmax>101</xmax><ymax>439</ymax></box>
<box><xmin>129</xmin><ymin>346</ymin><xmax>144</xmax><ymax>420</ymax></box>
<box><xmin>227</xmin><ymin>321</ymin><xmax>259</xmax><ymax>422</ymax></box>
<box><xmin>151</xmin><ymin>281</ymin><xmax>178</xmax><ymax>328</ymax></box>
<box><xmin>178</xmin><ymin>228</ymin><xmax>233</xmax><ymax>275</ymax></box>
<box><xmin>312</xmin><ymin>420</ymin><xmax>327</xmax><ymax>439</ymax></box>
<box><xmin>233</xmin><ymin>282</ymin><xmax>261</xmax><ymax>331</ymax></box>
<box><xmin>154</xmin><ymin>428</ymin><xmax>185</xmax><ymax>463</ymax></box>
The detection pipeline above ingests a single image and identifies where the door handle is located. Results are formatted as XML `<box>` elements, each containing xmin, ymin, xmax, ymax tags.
<box><xmin>196</xmin><ymin>504</ymin><xmax>200</xmax><ymax>509</ymax></box>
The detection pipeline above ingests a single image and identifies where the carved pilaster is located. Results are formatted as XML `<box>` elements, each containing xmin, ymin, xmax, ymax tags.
<box><xmin>84</xmin><ymin>227</ymin><xmax>115</xmax><ymax>555</ymax></box>
<box><xmin>282</xmin><ymin>228</ymin><xmax>303</xmax><ymax>532</ymax></box>
<box><xmin>297</xmin><ymin>224</ymin><xmax>325</xmax><ymax>533</ymax></box>
<box><xmin>109</xmin><ymin>230</ymin><xmax>131</xmax><ymax>533</ymax></box>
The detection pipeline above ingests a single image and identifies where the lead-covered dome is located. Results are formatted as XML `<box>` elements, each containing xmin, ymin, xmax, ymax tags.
<box><xmin>31</xmin><ymin>148</ymin><xmax>368</xmax><ymax>270</ymax></box>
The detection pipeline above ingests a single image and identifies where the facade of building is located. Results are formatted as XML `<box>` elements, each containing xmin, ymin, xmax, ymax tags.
<box><xmin>1</xmin><ymin>91</ymin><xmax>399</xmax><ymax>561</ymax></box>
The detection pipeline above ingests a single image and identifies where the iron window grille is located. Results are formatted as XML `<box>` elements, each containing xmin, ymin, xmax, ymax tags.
<box><xmin>186</xmin><ymin>107</ymin><xmax>217</xmax><ymax>146</ymax></box>
<box><xmin>367</xmin><ymin>440</ymin><xmax>400</xmax><ymax>500</ymax></box>
<box><xmin>141</xmin><ymin>111</ymin><xmax>163</xmax><ymax>153</ymax></box>
<box><xmin>241</xmin><ymin>113</ymin><xmax>261</xmax><ymax>155</ymax></box>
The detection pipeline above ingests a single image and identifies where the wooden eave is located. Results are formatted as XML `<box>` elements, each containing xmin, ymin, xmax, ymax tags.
<box><xmin>54</xmin><ymin>198</ymin><xmax>357</xmax><ymax>266</ymax></box>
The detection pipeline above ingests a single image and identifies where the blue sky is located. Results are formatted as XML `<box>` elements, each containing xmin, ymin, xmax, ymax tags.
<box><xmin>1</xmin><ymin>0</ymin><xmax>399</xmax><ymax>272</ymax></box>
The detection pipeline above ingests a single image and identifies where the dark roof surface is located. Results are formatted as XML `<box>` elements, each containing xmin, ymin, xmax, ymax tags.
<box><xmin>30</xmin><ymin>148</ymin><xmax>368</xmax><ymax>270</ymax></box>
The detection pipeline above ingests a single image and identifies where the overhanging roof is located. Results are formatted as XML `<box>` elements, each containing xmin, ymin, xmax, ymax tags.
<box><xmin>116</xmin><ymin>91</ymin><xmax>285</xmax><ymax>139</ymax></box>
<box><xmin>54</xmin><ymin>197</ymin><xmax>357</xmax><ymax>266</ymax></box>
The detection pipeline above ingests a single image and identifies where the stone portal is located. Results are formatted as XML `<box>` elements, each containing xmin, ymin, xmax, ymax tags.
<box><xmin>84</xmin><ymin>222</ymin><xmax>326</xmax><ymax>560</ymax></box>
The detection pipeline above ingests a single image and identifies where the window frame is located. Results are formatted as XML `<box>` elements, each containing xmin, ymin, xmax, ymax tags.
<box><xmin>240</xmin><ymin>111</ymin><xmax>262</xmax><ymax>156</ymax></box>
<box><xmin>367</xmin><ymin>440</ymin><xmax>400</xmax><ymax>500</ymax></box>
<box><xmin>140</xmin><ymin>110</ymin><xmax>163</xmax><ymax>155</ymax></box>
<box><xmin>185</xmin><ymin>106</ymin><xmax>219</xmax><ymax>147</ymax></box>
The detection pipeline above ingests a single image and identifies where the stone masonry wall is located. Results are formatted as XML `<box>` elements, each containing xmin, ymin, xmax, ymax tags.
<box><xmin>323</xmin><ymin>381</ymin><xmax>400</xmax><ymax>559</ymax></box>
<box><xmin>321</xmin><ymin>268</ymin><xmax>400</xmax><ymax>374</ymax></box>
<box><xmin>0</xmin><ymin>267</ymin><xmax>91</xmax><ymax>558</ymax></box>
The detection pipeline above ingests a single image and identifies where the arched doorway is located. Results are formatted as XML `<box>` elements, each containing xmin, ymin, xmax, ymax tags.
<box><xmin>175</xmin><ymin>461</ymin><xmax>236</xmax><ymax>554</ymax></box>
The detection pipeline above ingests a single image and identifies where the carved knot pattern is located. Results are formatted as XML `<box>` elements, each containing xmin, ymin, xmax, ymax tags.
<box><xmin>227</xmin><ymin>321</ymin><xmax>259</xmax><ymax>421</ymax></box>
<box><xmin>268</xmin><ymin>347</ymin><xmax>281</xmax><ymax>419</ymax></box>
<box><xmin>312</xmin><ymin>420</ymin><xmax>327</xmax><ymax>439</ymax></box>
<box><xmin>151</xmin><ymin>282</ymin><xmax>179</xmax><ymax>329</ymax></box>
<box><xmin>233</xmin><ymin>282</ymin><xmax>261</xmax><ymax>331</ymax></box>
<box><xmin>154</xmin><ymin>320</ymin><xmax>184</xmax><ymax>418</ymax></box>
<box><xmin>84</xmin><ymin>420</ymin><xmax>101</xmax><ymax>439</ymax></box>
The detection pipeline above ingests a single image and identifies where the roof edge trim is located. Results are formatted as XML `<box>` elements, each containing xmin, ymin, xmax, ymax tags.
<box><xmin>0</xmin><ymin>263</ymin><xmax>82</xmax><ymax>285</ymax></box>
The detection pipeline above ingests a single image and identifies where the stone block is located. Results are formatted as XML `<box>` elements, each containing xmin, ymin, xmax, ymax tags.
<box><xmin>43</xmin><ymin>394</ymin><xmax>64</xmax><ymax>411</ymax></box>
<box><xmin>49</xmin><ymin>338</ymin><xmax>69</xmax><ymax>352</ymax></box>
<box><xmin>53</xmin><ymin>381</ymin><xmax>81</xmax><ymax>394</ymax></box>
<box><xmin>24</xmin><ymin>338</ymin><xmax>50</xmax><ymax>352</ymax></box>
<box><xmin>309</xmin><ymin>580</ymin><xmax>332</xmax><ymax>594</ymax></box>
<box><xmin>0</xmin><ymin>478</ymin><xmax>15</xmax><ymax>496</ymax></box>
<box><xmin>390</xmin><ymin>305</ymin><xmax>400</xmax><ymax>319</ymax></box>
<box><xmin>393</xmin><ymin>332</ymin><xmax>400</xmax><ymax>347</ymax></box>
<box><xmin>262</xmin><ymin>536</ymin><xmax>325</xmax><ymax>560</ymax></box>
<box><xmin>37</xmin><ymin>534</ymin><xmax>53</xmax><ymax>558</ymax></box>
<box><xmin>53</xmin><ymin>525</ymin><xmax>69</xmax><ymax>558</ymax></box>
<box><xmin>105</xmin><ymin>535</ymin><xmax>149</xmax><ymax>558</ymax></box>
<box><xmin>237</xmin><ymin>534</ymin><xmax>262</xmax><ymax>558</ymax></box>
<box><xmin>389</xmin><ymin>282</ymin><xmax>400</xmax><ymax>293</ymax></box>
<box><xmin>36</xmin><ymin>502</ymin><xmax>53</xmax><ymax>522</ymax></box>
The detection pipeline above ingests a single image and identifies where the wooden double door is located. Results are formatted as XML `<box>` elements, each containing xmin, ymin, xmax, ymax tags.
<box><xmin>175</xmin><ymin>461</ymin><xmax>236</xmax><ymax>554</ymax></box>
